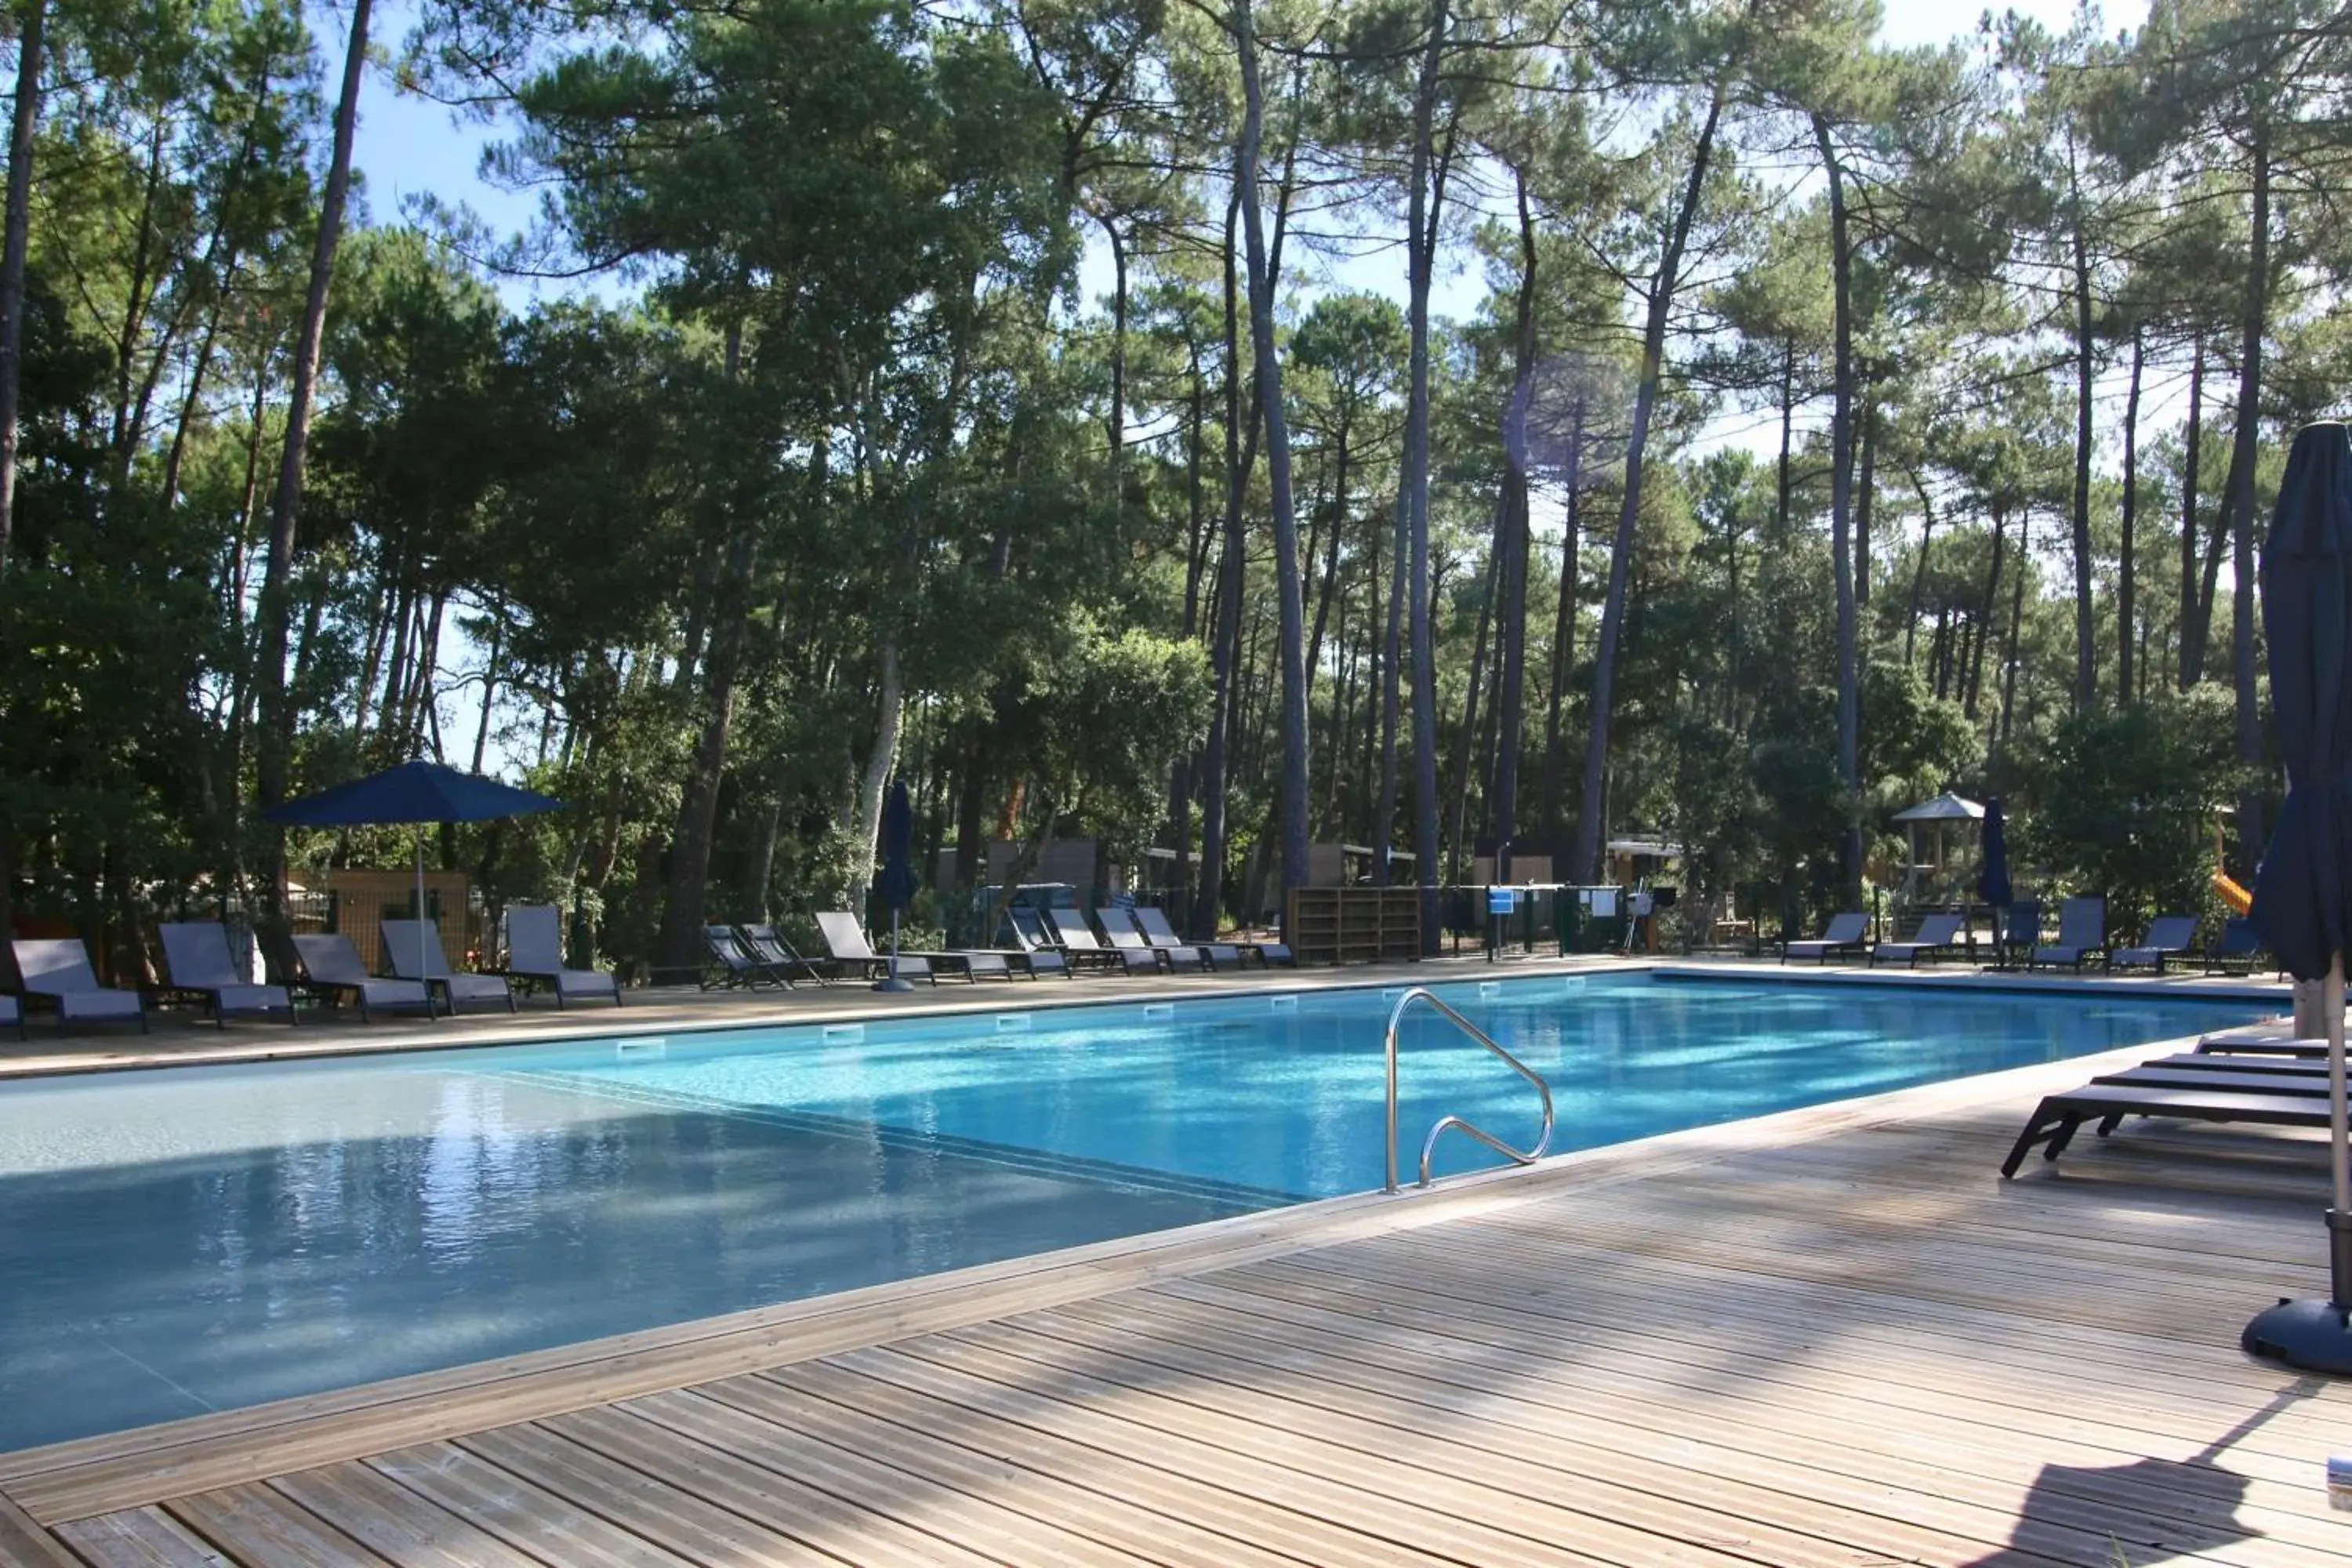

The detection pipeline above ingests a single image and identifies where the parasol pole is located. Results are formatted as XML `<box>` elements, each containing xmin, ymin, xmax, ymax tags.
<box><xmin>415</xmin><ymin>829</ymin><xmax>431</xmax><ymax>984</ymax></box>
<box><xmin>2331</xmin><ymin>952</ymin><xmax>2352</xmax><ymax>1307</ymax></box>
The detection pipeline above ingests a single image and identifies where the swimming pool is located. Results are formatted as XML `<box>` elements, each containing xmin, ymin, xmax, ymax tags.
<box><xmin>0</xmin><ymin>972</ymin><xmax>2267</xmax><ymax>1451</ymax></box>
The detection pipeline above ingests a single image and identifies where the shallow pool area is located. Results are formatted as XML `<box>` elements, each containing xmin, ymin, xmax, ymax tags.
<box><xmin>0</xmin><ymin>972</ymin><xmax>2270</xmax><ymax>1451</ymax></box>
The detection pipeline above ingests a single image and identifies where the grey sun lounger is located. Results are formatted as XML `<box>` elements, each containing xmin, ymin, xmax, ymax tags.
<box><xmin>703</xmin><ymin>925</ymin><xmax>793</xmax><ymax>989</ymax></box>
<box><xmin>1129</xmin><ymin>906</ymin><xmax>1245</xmax><ymax>970</ymax></box>
<box><xmin>0</xmin><ymin>993</ymin><xmax>21</xmax><ymax>1038</ymax></box>
<box><xmin>292</xmin><ymin>934</ymin><xmax>438</xmax><ymax>1021</ymax></box>
<box><xmin>1867</xmin><ymin>913</ymin><xmax>1965</xmax><ymax>969</ymax></box>
<box><xmin>160</xmin><ymin>921</ymin><xmax>297</xmax><ymax>1026</ymax></box>
<box><xmin>2002</xmin><ymin>1079</ymin><xmax>2332</xmax><ymax>1177</ymax></box>
<box><xmin>1047</xmin><ymin>907</ymin><xmax>1159</xmax><ymax>975</ymax></box>
<box><xmin>1781</xmin><ymin>913</ymin><xmax>1869</xmax><ymax>964</ymax></box>
<box><xmin>2028</xmin><ymin>896</ymin><xmax>2108</xmax><ymax>970</ymax></box>
<box><xmin>737</xmin><ymin>924</ymin><xmax>832</xmax><ymax>985</ymax></box>
<box><xmin>2110</xmin><ymin>914</ymin><xmax>2199</xmax><ymax>974</ymax></box>
<box><xmin>996</xmin><ymin>911</ymin><xmax>1076</xmax><ymax>978</ymax></box>
<box><xmin>1097</xmin><ymin>906</ymin><xmax>1204</xmax><ymax>971</ymax></box>
<box><xmin>503</xmin><ymin>905</ymin><xmax>621</xmax><ymax>1007</ymax></box>
<box><xmin>815</xmin><ymin>912</ymin><xmax>936</xmax><ymax>983</ymax></box>
<box><xmin>11</xmin><ymin>938</ymin><xmax>147</xmax><ymax>1031</ymax></box>
<box><xmin>380</xmin><ymin>920</ymin><xmax>516</xmax><ymax>1014</ymax></box>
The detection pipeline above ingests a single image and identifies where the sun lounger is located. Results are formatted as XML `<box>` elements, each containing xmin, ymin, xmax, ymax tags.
<box><xmin>379</xmin><ymin>920</ymin><xmax>516</xmax><ymax>1014</ymax></box>
<box><xmin>2002</xmin><ymin>1080</ymin><xmax>2331</xmax><ymax>1177</ymax></box>
<box><xmin>1988</xmin><ymin>899</ymin><xmax>2042</xmax><ymax>970</ymax></box>
<box><xmin>0</xmin><ymin>993</ymin><xmax>21</xmax><ymax>1038</ymax></box>
<box><xmin>1781</xmin><ymin>913</ymin><xmax>1869</xmax><ymax>964</ymax></box>
<box><xmin>502</xmin><ymin>905</ymin><xmax>621</xmax><ymax>1007</ymax></box>
<box><xmin>815</xmin><ymin>912</ymin><xmax>936</xmax><ymax>983</ymax></box>
<box><xmin>290</xmin><ymin>934</ymin><xmax>439</xmax><ymax>1021</ymax></box>
<box><xmin>2136</xmin><ymin>1051</ymin><xmax>2329</xmax><ymax>1079</ymax></box>
<box><xmin>10</xmin><ymin>938</ymin><xmax>147</xmax><ymax>1031</ymax></box>
<box><xmin>1867</xmin><ymin>913</ymin><xmax>1965</xmax><ymax>969</ymax></box>
<box><xmin>2197</xmin><ymin>1030</ymin><xmax>2327</xmax><ymax>1058</ymax></box>
<box><xmin>1046</xmin><ymin>906</ymin><xmax>1158</xmax><ymax>975</ymax></box>
<box><xmin>1098</xmin><ymin>906</ymin><xmax>1203</xmax><ymax>971</ymax></box>
<box><xmin>2205</xmin><ymin>915</ymin><xmax>2267</xmax><ymax>975</ymax></box>
<box><xmin>1129</xmin><ymin>905</ymin><xmax>1245</xmax><ymax>970</ymax></box>
<box><xmin>703</xmin><ymin>925</ymin><xmax>794</xmax><ymax>989</ymax></box>
<box><xmin>159</xmin><ymin>921</ymin><xmax>296</xmax><ymax>1027</ymax></box>
<box><xmin>736</xmin><ymin>924</ymin><xmax>831</xmax><ymax>985</ymax></box>
<box><xmin>2110</xmin><ymin>914</ymin><xmax>2198</xmax><ymax>974</ymax></box>
<box><xmin>993</xmin><ymin>911</ymin><xmax>1076</xmax><ymax>978</ymax></box>
<box><xmin>2092</xmin><ymin>1064</ymin><xmax>2333</xmax><ymax>1097</ymax></box>
<box><xmin>2028</xmin><ymin>896</ymin><xmax>2107</xmax><ymax>970</ymax></box>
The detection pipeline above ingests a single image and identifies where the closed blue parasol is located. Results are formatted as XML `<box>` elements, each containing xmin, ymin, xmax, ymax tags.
<box><xmin>2243</xmin><ymin>420</ymin><xmax>2352</xmax><ymax>1372</ymax></box>
<box><xmin>267</xmin><ymin>760</ymin><xmax>564</xmax><ymax>982</ymax></box>
<box><xmin>875</xmin><ymin>778</ymin><xmax>919</xmax><ymax>992</ymax></box>
<box><xmin>1978</xmin><ymin>796</ymin><xmax>2013</xmax><ymax>910</ymax></box>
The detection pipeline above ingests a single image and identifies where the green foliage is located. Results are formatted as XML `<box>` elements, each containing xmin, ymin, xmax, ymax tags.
<box><xmin>2019</xmin><ymin>690</ymin><xmax>2247</xmax><ymax>938</ymax></box>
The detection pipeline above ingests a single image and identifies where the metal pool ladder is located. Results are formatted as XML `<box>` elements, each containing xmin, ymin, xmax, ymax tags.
<box><xmin>1384</xmin><ymin>986</ymin><xmax>1555</xmax><ymax>1192</ymax></box>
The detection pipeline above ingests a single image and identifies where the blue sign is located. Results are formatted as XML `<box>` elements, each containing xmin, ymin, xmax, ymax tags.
<box><xmin>1488</xmin><ymin>887</ymin><xmax>1517</xmax><ymax>914</ymax></box>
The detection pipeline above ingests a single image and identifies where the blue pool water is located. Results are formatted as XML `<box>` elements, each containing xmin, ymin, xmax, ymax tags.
<box><xmin>0</xmin><ymin>973</ymin><xmax>2267</xmax><ymax>1450</ymax></box>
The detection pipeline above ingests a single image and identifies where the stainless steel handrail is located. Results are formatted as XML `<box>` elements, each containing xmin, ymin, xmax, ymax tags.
<box><xmin>1383</xmin><ymin>986</ymin><xmax>1555</xmax><ymax>1192</ymax></box>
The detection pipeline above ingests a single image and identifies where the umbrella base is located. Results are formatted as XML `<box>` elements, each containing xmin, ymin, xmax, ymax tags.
<box><xmin>873</xmin><ymin>978</ymin><xmax>919</xmax><ymax>993</ymax></box>
<box><xmin>2243</xmin><ymin>1298</ymin><xmax>2352</xmax><ymax>1374</ymax></box>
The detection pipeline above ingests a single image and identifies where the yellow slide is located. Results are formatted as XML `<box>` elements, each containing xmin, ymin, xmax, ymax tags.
<box><xmin>2212</xmin><ymin>869</ymin><xmax>2252</xmax><ymax>916</ymax></box>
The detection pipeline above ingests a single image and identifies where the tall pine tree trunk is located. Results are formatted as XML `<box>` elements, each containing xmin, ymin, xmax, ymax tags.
<box><xmin>2178</xmin><ymin>340</ymin><xmax>2204</xmax><ymax>688</ymax></box>
<box><xmin>1573</xmin><ymin>82</ymin><xmax>1725</xmax><ymax>884</ymax></box>
<box><xmin>1489</xmin><ymin>168</ymin><xmax>1537</xmax><ymax>881</ymax></box>
<box><xmin>2118</xmin><ymin>323</ymin><xmax>2143</xmax><ymax>703</ymax></box>
<box><xmin>2068</xmin><ymin>198</ymin><xmax>2097</xmax><ymax>710</ymax></box>
<box><xmin>252</xmin><ymin>0</ymin><xmax>371</xmax><ymax>892</ymax></box>
<box><xmin>2225</xmin><ymin>134</ymin><xmax>2270</xmax><ymax>871</ymax></box>
<box><xmin>1194</xmin><ymin>193</ymin><xmax>1245</xmax><ymax>938</ymax></box>
<box><xmin>1814</xmin><ymin>114</ymin><xmax>1862</xmax><ymax>906</ymax></box>
<box><xmin>0</xmin><ymin>0</ymin><xmax>44</xmax><ymax>590</ymax></box>
<box><xmin>1400</xmin><ymin>0</ymin><xmax>1450</xmax><ymax>946</ymax></box>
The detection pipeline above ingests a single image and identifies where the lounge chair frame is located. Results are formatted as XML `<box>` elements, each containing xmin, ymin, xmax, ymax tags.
<box><xmin>158</xmin><ymin>921</ymin><xmax>298</xmax><ymax>1028</ymax></box>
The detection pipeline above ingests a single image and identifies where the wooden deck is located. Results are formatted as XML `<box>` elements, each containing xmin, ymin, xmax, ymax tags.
<box><xmin>6</xmin><ymin>1036</ymin><xmax>2350</xmax><ymax>1567</ymax></box>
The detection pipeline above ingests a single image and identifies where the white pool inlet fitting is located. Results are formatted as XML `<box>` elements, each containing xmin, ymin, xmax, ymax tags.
<box><xmin>1270</xmin><ymin>994</ymin><xmax>1298</xmax><ymax>1011</ymax></box>
<box><xmin>995</xmin><ymin>1013</ymin><xmax>1033</xmax><ymax>1032</ymax></box>
<box><xmin>822</xmin><ymin>1022</ymin><xmax>865</xmax><ymax>1043</ymax></box>
<box><xmin>1142</xmin><ymin>1003</ymin><xmax>1174</xmax><ymax>1020</ymax></box>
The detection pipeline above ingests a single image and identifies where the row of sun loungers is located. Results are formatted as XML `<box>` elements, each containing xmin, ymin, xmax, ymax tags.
<box><xmin>3</xmin><ymin>905</ymin><xmax>622</xmax><ymax>1032</ymax></box>
<box><xmin>1782</xmin><ymin>898</ymin><xmax>2252</xmax><ymax>974</ymax></box>
<box><xmin>699</xmin><ymin>906</ymin><xmax>1293</xmax><ymax>991</ymax></box>
<box><xmin>2002</xmin><ymin>1025</ymin><xmax>2346</xmax><ymax>1177</ymax></box>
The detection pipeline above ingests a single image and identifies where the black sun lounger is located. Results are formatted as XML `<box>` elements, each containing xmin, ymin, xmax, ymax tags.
<box><xmin>1782</xmin><ymin>913</ymin><xmax>1869</xmax><ymax>964</ymax></box>
<box><xmin>1867</xmin><ymin>913</ymin><xmax>1965</xmax><ymax>968</ymax></box>
<box><xmin>2197</xmin><ymin>1030</ymin><xmax>2328</xmax><ymax>1058</ymax></box>
<box><xmin>2002</xmin><ymin>1082</ymin><xmax>2332</xmax><ymax>1177</ymax></box>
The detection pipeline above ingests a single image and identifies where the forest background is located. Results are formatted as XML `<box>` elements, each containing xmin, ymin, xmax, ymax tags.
<box><xmin>0</xmin><ymin>0</ymin><xmax>2343</xmax><ymax>972</ymax></box>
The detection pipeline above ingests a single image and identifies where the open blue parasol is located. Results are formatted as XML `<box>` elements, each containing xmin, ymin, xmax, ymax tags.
<box><xmin>2243</xmin><ymin>421</ymin><xmax>2352</xmax><ymax>1372</ymax></box>
<box><xmin>267</xmin><ymin>760</ymin><xmax>564</xmax><ymax>981</ymax></box>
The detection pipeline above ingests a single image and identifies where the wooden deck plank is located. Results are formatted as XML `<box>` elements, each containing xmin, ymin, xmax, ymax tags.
<box><xmin>1047</xmin><ymin>1287</ymin><xmax>2352</xmax><ymax>1566</ymax></box>
<box><xmin>744</xmin><ymin>1359</ymin><xmax>1416</xmax><ymax>1568</ymax></box>
<box><xmin>359</xmin><ymin>1445</ymin><xmax>696</xmax><ymax>1568</ymax></box>
<box><xmin>1142</xmin><ymin>1271</ymin><xmax>2344</xmax><ymax>1531</ymax></box>
<box><xmin>1247</xmin><ymin>1248</ymin><xmax>2352</xmax><ymax>1464</ymax></box>
<box><xmin>263</xmin><ymin>1467</ymin><xmax>544</xmax><ymax>1568</ymax></box>
<box><xmin>611</xmin><ymin>1388</ymin><xmax>1151</xmax><ymax>1567</ymax></box>
<box><xmin>0</xmin><ymin>1488</ymin><xmax>79</xmax><ymax>1567</ymax></box>
<box><xmin>685</xmin><ymin>1372</ymin><xmax>1305</xmax><ymax>1568</ymax></box>
<box><xmin>448</xmin><ymin>1422</ymin><xmax>844</xmax><ymax>1568</ymax></box>
<box><xmin>163</xmin><ymin>1486</ymin><xmax>394</xmax><ymax>1568</ymax></box>
<box><xmin>49</xmin><ymin>1508</ymin><xmax>234</xmax><ymax>1568</ymax></box>
<box><xmin>828</xmin><ymin>1341</ymin><xmax>1628</xmax><ymax>1566</ymax></box>
<box><xmin>536</xmin><ymin>1404</ymin><xmax>1011</xmax><ymax>1568</ymax></box>
<box><xmin>890</xmin><ymin>1330</ymin><xmax>1763</xmax><ymax>1568</ymax></box>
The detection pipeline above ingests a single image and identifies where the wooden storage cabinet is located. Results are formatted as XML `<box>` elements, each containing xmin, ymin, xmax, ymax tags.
<box><xmin>1287</xmin><ymin>887</ymin><xmax>1421</xmax><ymax>964</ymax></box>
